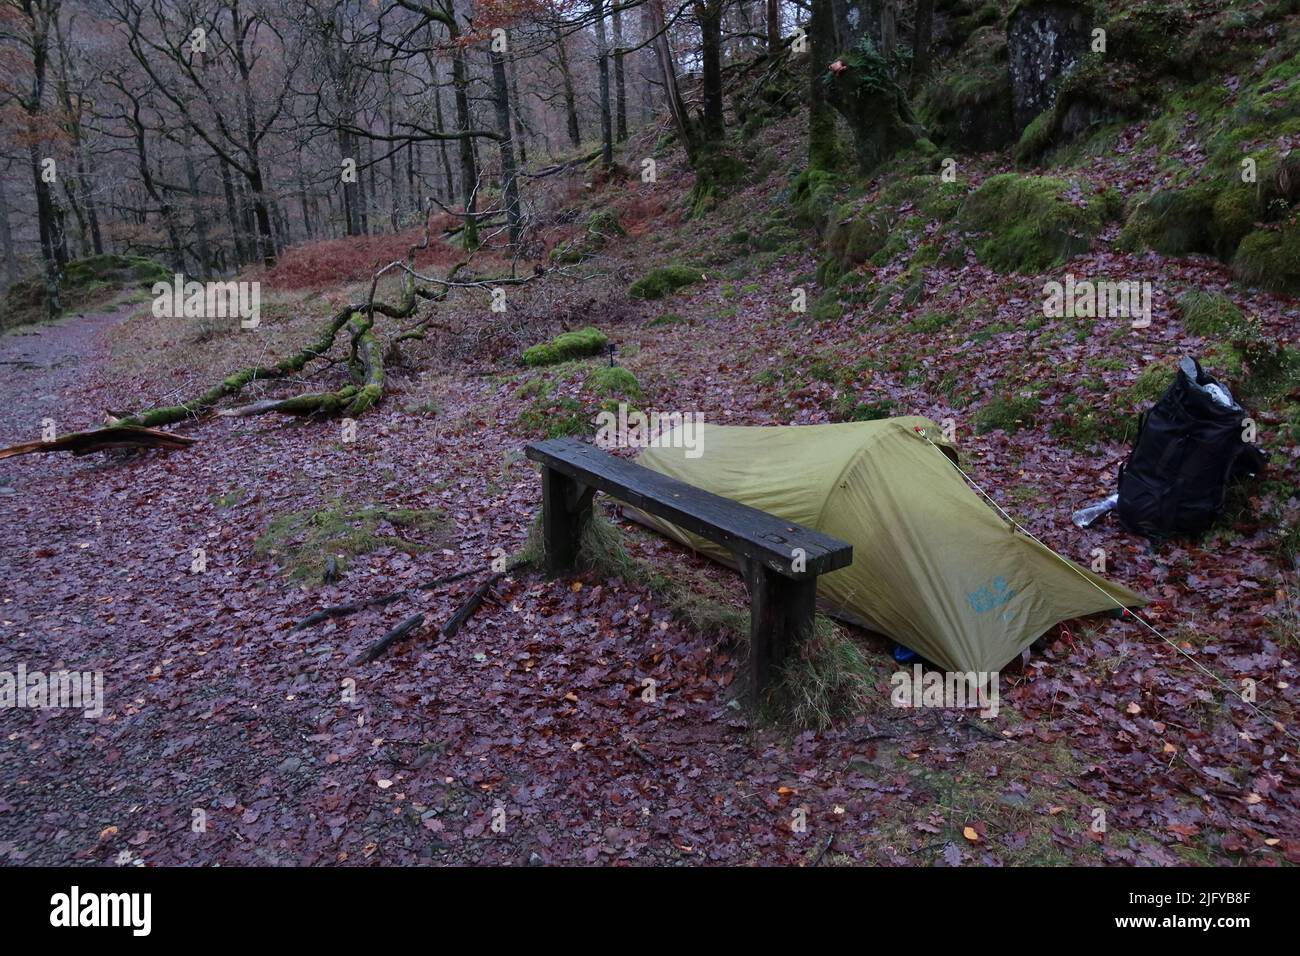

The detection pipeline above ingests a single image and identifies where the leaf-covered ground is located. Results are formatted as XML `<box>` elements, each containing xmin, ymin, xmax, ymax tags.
<box><xmin>2</xmin><ymin>92</ymin><xmax>1299</xmax><ymax>865</ymax></box>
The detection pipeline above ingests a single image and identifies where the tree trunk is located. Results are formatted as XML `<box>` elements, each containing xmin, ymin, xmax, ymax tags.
<box><xmin>647</xmin><ymin>0</ymin><xmax>695</xmax><ymax>159</ymax></box>
<box><xmin>697</xmin><ymin>0</ymin><xmax>725</xmax><ymax>142</ymax></box>
<box><xmin>53</xmin><ymin>16</ymin><xmax>101</xmax><ymax>257</ymax></box>
<box><xmin>507</xmin><ymin>31</ymin><xmax>529</xmax><ymax>165</ymax></box>
<box><xmin>360</xmin><ymin>133</ymin><xmax>374</xmax><ymax>234</ymax></box>
<box><xmin>232</xmin><ymin>4</ymin><xmax>277</xmax><ymax>266</ymax></box>
<box><xmin>61</xmin><ymin>178</ymin><xmax>88</xmax><ymax>258</ymax></box>
<box><xmin>183</xmin><ymin>130</ymin><xmax>212</xmax><ymax>279</ymax></box>
<box><xmin>808</xmin><ymin>0</ymin><xmax>840</xmax><ymax>172</ymax></box>
<box><xmin>446</xmin><ymin>13</ymin><xmax>479</xmax><ymax>247</ymax></box>
<box><xmin>129</xmin><ymin>106</ymin><xmax>184</xmax><ymax>273</ymax></box>
<box><xmin>387</xmin><ymin>68</ymin><xmax>401</xmax><ymax>231</ymax></box>
<box><xmin>555</xmin><ymin>27</ymin><xmax>582</xmax><ymax>149</ymax></box>
<box><xmin>881</xmin><ymin>0</ymin><xmax>897</xmax><ymax>60</ymax></box>
<box><xmin>912</xmin><ymin>0</ymin><xmax>935</xmax><ymax>94</ymax></box>
<box><xmin>767</xmin><ymin>0</ymin><xmax>781</xmax><ymax>52</ymax></box>
<box><xmin>431</xmin><ymin>76</ymin><xmax>455</xmax><ymax>203</ymax></box>
<box><xmin>219</xmin><ymin>154</ymin><xmax>247</xmax><ymax>265</ymax></box>
<box><xmin>0</xmin><ymin>171</ymin><xmax>20</xmax><ymax>285</ymax></box>
<box><xmin>298</xmin><ymin>164</ymin><xmax>313</xmax><ymax>242</ymax></box>
<box><xmin>613</xmin><ymin>3</ymin><xmax>628</xmax><ymax>142</ymax></box>
<box><xmin>339</xmin><ymin>127</ymin><xmax>360</xmax><ymax>236</ymax></box>
<box><xmin>593</xmin><ymin>0</ymin><xmax>614</xmax><ymax>168</ymax></box>
<box><xmin>490</xmin><ymin>46</ymin><xmax>523</xmax><ymax>249</ymax></box>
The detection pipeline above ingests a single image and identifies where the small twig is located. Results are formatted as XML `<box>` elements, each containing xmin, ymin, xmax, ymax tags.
<box><xmin>626</xmin><ymin>738</ymin><xmax>655</xmax><ymax>767</ymax></box>
<box><xmin>812</xmin><ymin>833</ymin><xmax>835</xmax><ymax>867</ymax></box>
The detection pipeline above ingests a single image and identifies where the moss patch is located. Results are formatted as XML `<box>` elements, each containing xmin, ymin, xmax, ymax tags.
<box><xmin>253</xmin><ymin>501</ymin><xmax>449</xmax><ymax>582</ymax></box>
<box><xmin>788</xmin><ymin>167</ymin><xmax>839</xmax><ymax>230</ymax></box>
<box><xmin>1178</xmin><ymin>290</ymin><xmax>1245</xmax><ymax>337</ymax></box>
<box><xmin>973</xmin><ymin>394</ymin><xmax>1041</xmax><ymax>434</ymax></box>
<box><xmin>629</xmin><ymin>265</ymin><xmax>704</xmax><ymax>300</ymax></box>
<box><xmin>522</xmin><ymin>326</ymin><xmax>609</xmax><ymax>366</ymax></box>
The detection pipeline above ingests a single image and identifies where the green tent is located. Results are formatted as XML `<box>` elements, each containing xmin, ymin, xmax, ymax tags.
<box><xmin>631</xmin><ymin>417</ymin><xmax>1145</xmax><ymax>673</ymax></box>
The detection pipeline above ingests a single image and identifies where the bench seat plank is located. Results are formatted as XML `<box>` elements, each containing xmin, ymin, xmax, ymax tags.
<box><xmin>526</xmin><ymin>437</ymin><xmax>852</xmax><ymax>579</ymax></box>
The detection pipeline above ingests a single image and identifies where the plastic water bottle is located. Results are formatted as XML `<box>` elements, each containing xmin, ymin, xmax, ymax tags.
<box><xmin>1072</xmin><ymin>494</ymin><xmax>1118</xmax><ymax>528</ymax></box>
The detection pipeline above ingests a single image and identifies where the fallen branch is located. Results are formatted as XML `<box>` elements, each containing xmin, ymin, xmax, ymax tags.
<box><xmin>440</xmin><ymin>572</ymin><xmax>502</xmax><ymax>641</ymax></box>
<box><xmin>355</xmin><ymin>612</ymin><xmax>426</xmax><ymax>664</ymax></box>
<box><xmin>519</xmin><ymin>148</ymin><xmax>603</xmax><ymax>179</ymax></box>
<box><xmin>292</xmin><ymin>567</ymin><xmax>481</xmax><ymax>631</ymax></box>
<box><xmin>0</xmin><ymin>424</ymin><xmax>196</xmax><ymax>460</ymax></box>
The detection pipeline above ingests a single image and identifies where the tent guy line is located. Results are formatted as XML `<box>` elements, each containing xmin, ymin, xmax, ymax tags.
<box><xmin>912</xmin><ymin>426</ymin><xmax>1298</xmax><ymax>748</ymax></box>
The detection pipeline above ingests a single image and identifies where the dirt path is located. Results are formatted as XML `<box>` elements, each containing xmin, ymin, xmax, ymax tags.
<box><xmin>0</xmin><ymin>305</ymin><xmax>134</xmax><ymax>453</ymax></box>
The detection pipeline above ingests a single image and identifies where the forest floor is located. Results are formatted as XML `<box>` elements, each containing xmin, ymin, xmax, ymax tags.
<box><xmin>1</xmin><ymin>108</ymin><xmax>1298</xmax><ymax>865</ymax></box>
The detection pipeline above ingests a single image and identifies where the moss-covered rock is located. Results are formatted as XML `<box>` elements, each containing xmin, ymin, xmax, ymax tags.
<box><xmin>1013</xmin><ymin>54</ymin><xmax>1145</xmax><ymax>164</ymax></box>
<box><xmin>1210</xmin><ymin>185</ymin><xmax>1262</xmax><ymax>259</ymax></box>
<box><xmin>917</xmin><ymin>26</ymin><xmax>1016</xmax><ymax>153</ymax></box>
<box><xmin>587</xmin><ymin>365</ymin><xmax>642</xmax><ymax>399</ymax></box>
<box><xmin>824</xmin><ymin>204</ymin><xmax>891</xmax><ymax>271</ymax></box>
<box><xmin>64</xmin><ymin>254</ymin><xmax>172</xmax><ymax>287</ymax></box>
<box><xmin>1118</xmin><ymin>185</ymin><xmax>1218</xmax><ymax>256</ymax></box>
<box><xmin>518</xmin><ymin>393</ymin><xmax>590</xmax><ymax>439</ymax></box>
<box><xmin>820</xmin><ymin>175</ymin><xmax>967</xmax><ymax>277</ymax></box>
<box><xmin>1232</xmin><ymin>225</ymin><xmax>1300</xmax><ymax>294</ymax></box>
<box><xmin>628</xmin><ymin>265</ymin><xmax>704</xmax><ymax>300</ymax></box>
<box><xmin>958</xmin><ymin>173</ymin><xmax>1117</xmax><ymax>272</ymax></box>
<box><xmin>522</xmin><ymin>326</ymin><xmax>609</xmax><ymax>366</ymax></box>
<box><xmin>788</xmin><ymin>167</ymin><xmax>840</xmax><ymax>230</ymax></box>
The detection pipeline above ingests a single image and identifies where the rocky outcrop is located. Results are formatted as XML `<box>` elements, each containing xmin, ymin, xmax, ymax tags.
<box><xmin>1007</xmin><ymin>1</ymin><xmax>1093</xmax><ymax>132</ymax></box>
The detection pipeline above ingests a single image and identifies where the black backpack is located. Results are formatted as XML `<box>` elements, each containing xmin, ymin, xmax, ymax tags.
<box><xmin>1117</xmin><ymin>357</ymin><xmax>1267</xmax><ymax>539</ymax></box>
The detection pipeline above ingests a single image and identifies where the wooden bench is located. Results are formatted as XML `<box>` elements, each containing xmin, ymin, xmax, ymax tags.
<box><xmin>525</xmin><ymin>438</ymin><xmax>853</xmax><ymax>699</ymax></box>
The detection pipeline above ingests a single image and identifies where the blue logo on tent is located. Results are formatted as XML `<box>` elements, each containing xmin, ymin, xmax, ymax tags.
<box><xmin>967</xmin><ymin>577</ymin><xmax>1017</xmax><ymax>616</ymax></box>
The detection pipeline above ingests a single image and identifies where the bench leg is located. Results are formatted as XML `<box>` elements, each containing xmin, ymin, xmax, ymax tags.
<box><xmin>747</xmin><ymin>564</ymin><xmax>818</xmax><ymax>704</ymax></box>
<box><xmin>541</xmin><ymin>466</ymin><xmax>593</xmax><ymax>575</ymax></box>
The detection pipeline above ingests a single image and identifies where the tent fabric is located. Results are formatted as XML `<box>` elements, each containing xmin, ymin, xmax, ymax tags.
<box><xmin>630</xmin><ymin>417</ymin><xmax>1145</xmax><ymax>674</ymax></box>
